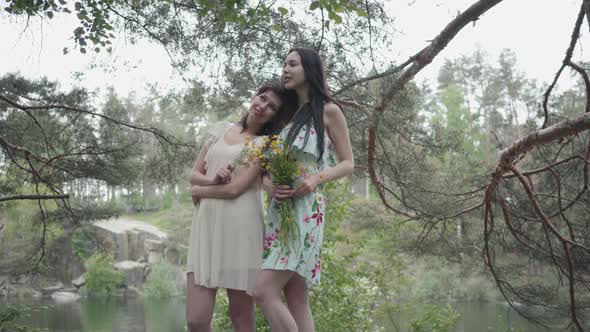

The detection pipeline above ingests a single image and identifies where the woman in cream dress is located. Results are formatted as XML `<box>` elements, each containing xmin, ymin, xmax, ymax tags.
<box><xmin>186</xmin><ymin>81</ymin><xmax>294</xmax><ymax>332</ymax></box>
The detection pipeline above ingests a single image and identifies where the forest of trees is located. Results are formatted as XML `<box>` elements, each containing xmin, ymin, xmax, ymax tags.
<box><xmin>1</xmin><ymin>0</ymin><xmax>590</xmax><ymax>330</ymax></box>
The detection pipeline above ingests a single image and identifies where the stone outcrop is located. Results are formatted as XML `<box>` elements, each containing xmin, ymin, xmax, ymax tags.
<box><xmin>113</xmin><ymin>261</ymin><xmax>147</xmax><ymax>287</ymax></box>
<box><xmin>41</xmin><ymin>282</ymin><xmax>64</xmax><ymax>297</ymax></box>
<box><xmin>1</xmin><ymin>218</ymin><xmax>181</xmax><ymax>299</ymax></box>
<box><xmin>51</xmin><ymin>291</ymin><xmax>81</xmax><ymax>303</ymax></box>
<box><xmin>93</xmin><ymin>218</ymin><xmax>168</xmax><ymax>262</ymax></box>
<box><xmin>144</xmin><ymin>239</ymin><xmax>164</xmax><ymax>264</ymax></box>
<box><xmin>72</xmin><ymin>274</ymin><xmax>86</xmax><ymax>288</ymax></box>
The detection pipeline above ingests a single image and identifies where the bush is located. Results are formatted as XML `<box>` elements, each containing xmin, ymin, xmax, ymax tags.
<box><xmin>407</xmin><ymin>257</ymin><xmax>496</xmax><ymax>303</ymax></box>
<box><xmin>0</xmin><ymin>304</ymin><xmax>42</xmax><ymax>332</ymax></box>
<box><xmin>409</xmin><ymin>304</ymin><xmax>461</xmax><ymax>332</ymax></box>
<box><xmin>70</xmin><ymin>227</ymin><xmax>98</xmax><ymax>260</ymax></box>
<box><xmin>84</xmin><ymin>252</ymin><xmax>124</xmax><ymax>296</ymax></box>
<box><xmin>143</xmin><ymin>261</ymin><xmax>180</xmax><ymax>298</ymax></box>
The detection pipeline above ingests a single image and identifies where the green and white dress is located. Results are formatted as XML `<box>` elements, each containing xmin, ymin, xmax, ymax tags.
<box><xmin>261</xmin><ymin>123</ymin><xmax>337</xmax><ymax>284</ymax></box>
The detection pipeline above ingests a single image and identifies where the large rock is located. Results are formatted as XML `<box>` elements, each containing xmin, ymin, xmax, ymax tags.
<box><xmin>164</xmin><ymin>246</ymin><xmax>181</xmax><ymax>264</ymax></box>
<box><xmin>0</xmin><ymin>275</ymin><xmax>8</xmax><ymax>286</ymax></box>
<box><xmin>41</xmin><ymin>282</ymin><xmax>64</xmax><ymax>297</ymax></box>
<box><xmin>144</xmin><ymin>239</ymin><xmax>165</xmax><ymax>252</ymax></box>
<box><xmin>113</xmin><ymin>261</ymin><xmax>147</xmax><ymax>287</ymax></box>
<box><xmin>93</xmin><ymin>218</ymin><xmax>168</xmax><ymax>261</ymax></box>
<box><xmin>11</xmin><ymin>274</ymin><xmax>30</xmax><ymax>285</ymax></box>
<box><xmin>116</xmin><ymin>286</ymin><xmax>141</xmax><ymax>298</ymax></box>
<box><xmin>145</xmin><ymin>239</ymin><xmax>165</xmax><ymax>264</ymax></box>
<box><xmin>72</xmin><ymin>274</ymin><xmax>86</xmax><ymax>288</ymax></box>
<box><xmin>45</xmin><ymin>234</ymin><xmax>85</xmax><ymax>287</ymax></box>
<box><xmin>51</xmin><ymin>291</ymin><xmax>81</xmax><ymax>303</ymax></box>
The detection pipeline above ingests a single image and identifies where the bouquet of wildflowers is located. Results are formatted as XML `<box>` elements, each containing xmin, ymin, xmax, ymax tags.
<box><xmin>241</xmin><ymin>135</ymin><xmax>301</xmax><ymax>247</ymax></box>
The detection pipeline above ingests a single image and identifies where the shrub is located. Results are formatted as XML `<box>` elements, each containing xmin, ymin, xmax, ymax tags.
<box><xmin>143</xmin><ymin>261</ymin><xmax>180</xmax><ymax>298</ymax></box>
<box><xmin>409</xmin><ymin>304</ymin><xmax>461</xmax><ymax>332</ymax></box>
<box><xmin>84</xmin><ymin>252</ymin><xmax>123</xmax><ymax>296</ymax></box>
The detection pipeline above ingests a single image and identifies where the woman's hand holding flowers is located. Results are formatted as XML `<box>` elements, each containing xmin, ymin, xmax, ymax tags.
<box><xmin>291</xmin><ymin>173</ymin><xmax>320</xmax><ymax>198</ymax></box>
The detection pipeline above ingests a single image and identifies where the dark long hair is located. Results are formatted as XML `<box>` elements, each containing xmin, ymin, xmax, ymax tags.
<box><xmin>240</xmin><ymin>80</ymin><xmax>297</xmax><ymax>136</ymax></box>
<box><xmin>284</xmin><ymin>48</ymin><xmax>341</xmax><ymax>161</ymax></box>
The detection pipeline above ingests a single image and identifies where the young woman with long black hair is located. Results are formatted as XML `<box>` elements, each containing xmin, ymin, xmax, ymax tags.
<box><xmin>253</xmin><ymin>48</ymin><xmax>354</xmax><ymax>332</ymax></box>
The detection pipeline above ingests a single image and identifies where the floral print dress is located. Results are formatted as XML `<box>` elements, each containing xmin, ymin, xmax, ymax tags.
<box><xmin>261</xmin><ymin>123</ymin><xmax>337</xmax><ymax>284</ymax></box>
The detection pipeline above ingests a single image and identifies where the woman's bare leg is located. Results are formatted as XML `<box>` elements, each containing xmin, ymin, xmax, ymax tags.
<box><xmin>252</xmin><ymin>269</ymin><xmax>298</xmax><ymax>332</ymax></box>
<box><xmin>284</xmin><ymin>273</ymin><xmax>314</xmax><ymax>332</ymax></box>
<box><xmin>186</xmin><ymin>273</ymin><xmax>217</xmax><ymax>332</ymax></box>
<box><xmin>227</xmin><ymin>288</ymin><xmax>255</xmax><ymax>332</ymax></box>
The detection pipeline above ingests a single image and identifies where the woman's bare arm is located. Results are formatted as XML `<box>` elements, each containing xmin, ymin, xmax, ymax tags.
<box><xmin>189</xmin><ymin>139</ymin><xmax>216</xmax><ymax>186</ymax></box>
<box><xmin>191</xmin><ymin>163</ymin><xmax>262</xmax><ymax>199</ymax></box>
<box><xmin>292</xmin><ymin>103</ymin><xmax>354</xmax><ymax>197</ymax></box>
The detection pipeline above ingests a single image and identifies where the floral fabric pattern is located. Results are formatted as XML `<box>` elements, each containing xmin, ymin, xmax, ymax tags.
<box><xmin>261</xmin><ymin>123</ymin><xmax>337</xmax><ymax>284</ymax></box>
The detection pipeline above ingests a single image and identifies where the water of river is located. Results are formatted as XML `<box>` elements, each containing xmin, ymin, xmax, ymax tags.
<box><xmin>0</xmin><ymin>297</ymin><xmax>572</xmax><ymax>331</ymax></box>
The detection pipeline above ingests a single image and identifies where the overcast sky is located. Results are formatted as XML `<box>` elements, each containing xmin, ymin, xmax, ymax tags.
<box><xmin>0</xmin><ymin>0</ymin><xmax>587</xmax><ymax>101</ymax></box>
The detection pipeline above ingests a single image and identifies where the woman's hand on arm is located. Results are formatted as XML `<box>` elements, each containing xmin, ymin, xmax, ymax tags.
<box><xmin>212</xmin><ymin>165</ymin><xmax>234</xmax><ymax>184</ymax></box>
<box><xmin>190</xmin><ymin>139</ymin><xmax>215</xmax><ymax>186</ymax></box>
<box><xmin>192</xmin><ymin>162</ymin><xmax>261</xmax><ymax>199</ymax></box>
<box><xmin>292</xmin><ymin>103</ymin><xmax>354</xmax><ymax>198</ymax></box>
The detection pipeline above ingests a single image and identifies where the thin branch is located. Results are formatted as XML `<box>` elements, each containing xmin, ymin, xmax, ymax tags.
<box><xmin>0</xmin><ymin>95</ymin><xmax>181</xmax><ymax>145</ymax></box>
<box><xmin>375</xmin><ymin>0</ymin><xmax>503</xmax><ymax>115</ymax></box>
<box><xmin>541</xmin><ymin>5</ymin><xmax>586</xmax><ymax>129</ymax></box>
<box><xmin>0</xmin><ymin>194</ymin><xmax>70</xmax><ymax>202</ymax></box>
<box><xmin>332</xmin><ymin>57</ymin><xmax>413</xmax><ymax>96</ymax></box>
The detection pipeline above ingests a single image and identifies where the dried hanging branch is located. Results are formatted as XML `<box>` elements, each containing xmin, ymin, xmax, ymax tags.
<box><xmin>357</xmin><ymin>0</ymin><xmax>505</xmax><ymax>218</ymax></box>
<box><xmin>350</xmin><ymin>0</ymin><xmax>590</xmax><ymax>328</ymax></box>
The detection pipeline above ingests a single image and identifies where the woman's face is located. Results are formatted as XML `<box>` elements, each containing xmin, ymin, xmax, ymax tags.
<box><xmin>248</xmin><ymin>90</ymin><xmax>282</xmax><ymax>126</ymax></box>
<box><xmin>282</xmin><ymin>51</ymin><xmax>306</xmax><ymax>90</ymax></box>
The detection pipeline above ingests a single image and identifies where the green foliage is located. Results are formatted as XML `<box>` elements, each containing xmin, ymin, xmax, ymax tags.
<box><xmin>71</xmin><ymin>227</ymin><xmax>95</xmax><ymax>260</ymax></box>
<box><xmin>407</xmin><ymin>258</ymin><xmax>496</xmax><ymax>303</ymax></box>
<box><xmin>143</xmin><ymin>261</ymin><xmax>180</xmax><ymax>299</ymax></box>
<box><xmin>212</xmin><ymin>295</ymin><xmax>270</xmax><ymax>332</ymax></box>
<box><xmin>0</xmin><ymin>199</ymin><xmax>65</xmax><ymax>272</ymax></box>
<box><xmin>84</xmin><ymin>252</ymin><xmax>123</xmax><ymax>296</ymax></box>
<box><xmin>3</xmin><ymin>0</ymin><xmax>367</xmax><ymax>54</ymax></box>
<box><xmin>4</xmin><ymin>0</ymin><xmax>115</xmax><ymax>54</ymax></box>
<box><xmin>312</xmin><ymin>180</ymin><xmax>376</xmax><ymax>331</ymax></box>
<box><xmin>408</xmin><ymin>304</ymin><xmax>461</xmax><ymax>332</ymax></box>
<box><xmin>0</xmin><ymin>304</ymin><xmax>42</xmax><ymax>332</ymax></box>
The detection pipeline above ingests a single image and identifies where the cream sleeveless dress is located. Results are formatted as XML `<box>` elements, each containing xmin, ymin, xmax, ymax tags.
<box><xmin>186</xmin><ymin>121</ymin><xmax>264</xmax><ymax>294</ymax></box>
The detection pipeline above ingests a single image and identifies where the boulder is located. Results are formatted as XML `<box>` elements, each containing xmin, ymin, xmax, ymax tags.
<box><xmin>72</xmin><ymin>274</ymin><xmax>86</xmax><ymax>288</ymax></box>
<box><xmin>113</xmin><ymin>261</ymin><xmax>147</xmax><ymax>287</ymax></box>
<box><xmin>145</xmin><ymin>239</ymin><xmax>165</xmax><ymax>264</ymax></box>
<box><xmin>12</xmin><ymin>274</ymin><xmax>30</xmax><ymax>285</ymax></box>
<box><xmin>41</xmin><ymin>282</ymin><xmax>64</xmax><ymax>296</ymax></box>
<box><xmin>11</xmin><ymin>287</ymin><xmax>37</xmax><ymax>298</ymax></box>
<box><xmin>51</xmin><ymin>291</ymin><xmax>81</xmax><ymax>303</ymax></box>
<box><xmin>116</xmin><ymin>286</ymin><xmax>141</xmax><ymax>298</ymax></box>
<box><xmin>144</xmin><ymin>239</ymin><xmax>164</xmax><ymax>252</ymax></box>
<box><xmin>148</xmin><ymin>252</ymin><xmax>163</xmax><ymax>264</ymax></box>
<box><xmin>164</xmin><ymin>246</ymin><xmax>180</xmax><ymax>264</ymax></box>
<box><xmin>93</xmin><ymin>218</ymin><xmax>168</xmax><ymax>261</ymax></box>
<box><xmin>0</xmin><ymin>275</ymin><xmax>8</xmax><ymax>286</ymax></box>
